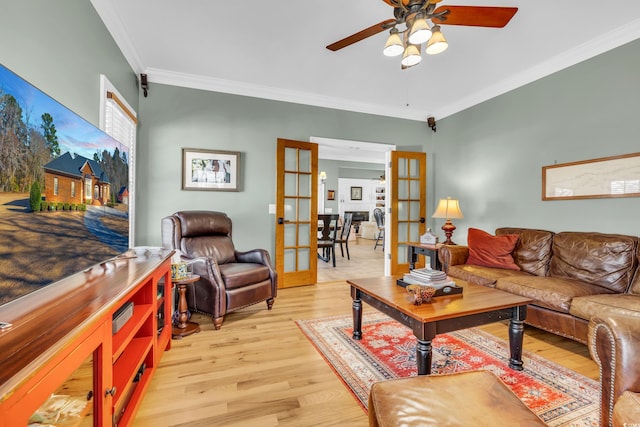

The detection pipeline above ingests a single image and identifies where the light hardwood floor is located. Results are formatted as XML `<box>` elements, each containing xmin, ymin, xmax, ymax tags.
<box><xmin>134</xmin><ymin>237</ymin><xmax>598</xmax><ymax>426</ymax></box>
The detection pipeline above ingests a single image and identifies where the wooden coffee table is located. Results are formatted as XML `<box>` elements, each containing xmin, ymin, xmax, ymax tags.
<box><xmin>347</xmin><ymin>276</ymin><xmax>533</xmax><ymax>375</ymax></box>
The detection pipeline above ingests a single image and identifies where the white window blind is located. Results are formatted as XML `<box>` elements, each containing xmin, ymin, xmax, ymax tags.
<box><xmin>99</xmin><ymin>75</ymin><xmax>137</xmax><ymax>247</ymax></box>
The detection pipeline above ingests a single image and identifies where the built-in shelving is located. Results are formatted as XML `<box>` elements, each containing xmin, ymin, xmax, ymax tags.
<box><xmin>375</xmin><ymin>186</ymin><xmax>385</xmax><ymax>208</ymax></box>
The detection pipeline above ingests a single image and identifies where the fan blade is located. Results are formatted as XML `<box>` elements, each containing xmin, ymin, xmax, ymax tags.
<box><xmin>382</xmin><ymin>0</ymin><xmax>442</xmax><ymax>6</ymax></box>
<box><xmin>432</xmin><ymin>6</ymin><xmax>518</xmax><ymax>28</ymax></box>
<box><xmin>326</xmin><ymin>19</ymin><xmax>396</xmax><ymax>51</ymax></box>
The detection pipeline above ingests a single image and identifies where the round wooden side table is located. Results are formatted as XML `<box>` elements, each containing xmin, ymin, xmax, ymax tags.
<box><xmin>171</xmin><ymin>274</ymin><xmax>201</xmax><ymax>339</ymax></box>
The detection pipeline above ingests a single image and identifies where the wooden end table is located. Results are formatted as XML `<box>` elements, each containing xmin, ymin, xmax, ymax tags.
<box><xmin>172</xmin><ymin>274</ymin><xmax>201</xmax><ymax>339</ymax></box>
<box><xmin>348</xmin><ymin>276</ymin><xmax>532</xmax><ymax>375</ymax></box>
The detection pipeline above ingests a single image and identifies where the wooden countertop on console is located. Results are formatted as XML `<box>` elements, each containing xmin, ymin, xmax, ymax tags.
<box><xmin>0</xmin><ymin>249</ymin><xmax>174</xmax><ymax>400</ymax></box>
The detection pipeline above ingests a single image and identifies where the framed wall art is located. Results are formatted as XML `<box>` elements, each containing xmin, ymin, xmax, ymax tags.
<box><xmin>182</xmin><ymin>148</ymin><xmax>240</xmax><ymax>191</ymax></box>
<box><xmin>350</xmin><ymin>186</ymin><xmax>362</xmax><ymax>200</ymax></box>
<box><xmin>542</xmin><ymin>152</ymin><xmax>640</xmax><ymax>200</ymax></box>
<box><xmin>327</xmin><ymin>190</ymin><xmax>335</xmax><ymax>200</ymax></box>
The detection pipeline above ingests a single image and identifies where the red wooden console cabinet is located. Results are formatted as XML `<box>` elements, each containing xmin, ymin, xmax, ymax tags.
<box><xmin>0</xmin><ymin>250</ymin><xmax>174</xmax><ymax>426</ymax></box>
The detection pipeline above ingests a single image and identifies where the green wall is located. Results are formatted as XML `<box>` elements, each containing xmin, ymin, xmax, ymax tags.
<box><xmin>3</xmin><ymin>1</ymin><xmax>638</xmax><ymax>252</ymax></box>
<box><xmin>432</xmin><ymin>38</ymin><xmax>640</xmax><ymax>243</ymax></box>
<box><xmin>136</xmin><ymin>85</ymin><xmax>429</xmax><ymax>252</ymax></box>
<box><xmin>0</xmin><ymin>0</ymin><xmax>138</xmax><ymax>127</ymax></box>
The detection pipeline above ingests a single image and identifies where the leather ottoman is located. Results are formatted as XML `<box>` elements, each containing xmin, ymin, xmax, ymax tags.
<box><xmin>368</xmin><ymin>371</ymin><xmax>545</xmax><ymax>427</ymax></box>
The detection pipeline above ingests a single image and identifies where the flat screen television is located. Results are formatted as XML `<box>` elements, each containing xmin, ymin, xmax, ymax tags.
<box><xmin>0</xmin><ymin>64</ymin><xmax>131</xmax><ymax>306</ymax></box>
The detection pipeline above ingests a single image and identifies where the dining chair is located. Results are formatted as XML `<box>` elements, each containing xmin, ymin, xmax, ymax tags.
<box><xmin>318</xmin><ymin>214</ymin><xmax>339</xmax><ymax>267</ymax></box>
<box><xmin>373</xmin><ymin>208</ymin><xmax>385</xmax><ymax>250</ymax></box>
<box><xmin>335</xmin><ymin>213</ymin><xmax>353</xmax><ymax>260</ymax></box>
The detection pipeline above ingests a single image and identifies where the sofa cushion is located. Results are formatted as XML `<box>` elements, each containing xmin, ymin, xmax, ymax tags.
<box><xmin>448</xmin><ymin>265</ymin><xmax>531</xmax><ymax>287</ymax></box>
<box><xmin>570</xmin><ymin>294</ymin><xmax>640</xmax><ymax>321</ymax></box>
<box><xmin>549</xmin><ymin>232</ymin><xmax>638</xmax><ymax>293</ymax></box>
<box><xmin>466</xmin><ymin>228</ymin><xmax>520</xmax><ymax>271</ymax></box>
<box><xmin>612</xmin><ymin>391</ymin><xmax>640</xmax><ymax>427</ymax></box>
<box><xmin>496</xmin><ymin>228</ymin><xmax>554</xmax><ymax>276</ymax></box>
<box><xmin>496</xmin><ymin>275</ymin><xmax>616</xmax><ymax>313</ymax></box>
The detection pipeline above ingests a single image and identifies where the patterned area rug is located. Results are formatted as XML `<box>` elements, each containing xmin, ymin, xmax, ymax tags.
<box><xmin>296</xmin><ymin>312</ymin><xmax>599</xmax><ymax>427</ymax></box>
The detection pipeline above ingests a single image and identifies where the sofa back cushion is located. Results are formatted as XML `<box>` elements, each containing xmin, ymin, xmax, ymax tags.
<box><xmin>549</xmin><ymin>232</ymin><xmax>638</xmax><ymax>293</ymax></box>
<box><xmin>627</xmin><ymin>245</ymin><xmax>640</xmax><ymax>295</ymax></box>
<box><xmin>496</xmin><ymin>228</ymin><xmax>554</xmax><ymax>276</ymax></box>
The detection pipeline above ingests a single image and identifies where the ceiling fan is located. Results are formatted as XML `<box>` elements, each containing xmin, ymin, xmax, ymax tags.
<box><xmin>326</xmin><ymin>0</ymin><xmax>518</xmax><ymax>69</ymax></box>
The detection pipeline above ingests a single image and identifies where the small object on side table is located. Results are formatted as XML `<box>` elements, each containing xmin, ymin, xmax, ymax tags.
<box><xmin>172</xmin><ymin>274</ymin><xmax>201</xmax><ymax>339</ymax></box>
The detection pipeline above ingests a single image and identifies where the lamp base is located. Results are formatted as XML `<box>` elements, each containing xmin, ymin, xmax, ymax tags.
<box><xmin>441</xmin><ymin>220</ymin><xmax>457</xmax><ymax>245</ymax></box>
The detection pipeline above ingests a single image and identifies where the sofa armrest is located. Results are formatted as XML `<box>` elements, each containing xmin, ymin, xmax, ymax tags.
<box><xmin>588</xmin><ymin>313</ymin><xmax>640</xmax><ymax>427</ymax></box>
<box><xmin>438</xmin><ymin>245</ymin><xmax>469</xmax><ymax>273</ymax></box>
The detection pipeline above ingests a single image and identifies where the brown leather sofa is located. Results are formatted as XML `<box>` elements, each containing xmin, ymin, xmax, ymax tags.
<box><xmin>162</xmin><ymin>211</ymin><xmax>277</xmax><ymax>329</ymax></box>
<box><xmin>439</xmin><ymin>228</ymin><xmax>639</xmax><ymax>344</ymax></box>
<box><xmin>589</xmin><ymin>311</ymin><xmax>640</xmax><ymax>427</ymax></box>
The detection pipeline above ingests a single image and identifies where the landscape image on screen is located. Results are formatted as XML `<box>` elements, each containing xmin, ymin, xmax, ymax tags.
<box><xmin>0</xmin><ymin>64</ymin><xmax>130</xmax><ymax>306</ymax></box>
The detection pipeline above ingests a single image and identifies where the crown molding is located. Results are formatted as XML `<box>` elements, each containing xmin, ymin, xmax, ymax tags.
<box><xmin>91</xmin><ymin>0</ymin><xmax>145</xmax><ymax>75</ymax></box>
<box><xmin>144</xmin><ymin>68</ymin><xmax>430</xmax><ymax>122</ymax></box>
<box><xmin>92</xmin><ymin>1</ymin><xmax>640</xmax><ymax>122</ymax></box>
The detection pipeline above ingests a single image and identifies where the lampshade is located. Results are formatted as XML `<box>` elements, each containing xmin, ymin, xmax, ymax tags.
<box><xmin>319</xmin><ymin>171</ymin><xmax>327</xmax><ymax>182</ymax></box>
<box><xmin>408</xmin><ymin>15</ymin><xmax>432</xmax><ymax>45</ymax></box>
<box><xmin>401</xmin><ymin>43</ymin><xmax>422</xmax><ymax>68</ymax></box>
<box><xmin>432</xmin><ymin>197</ymin><xmax>463</xmax><ymax>219</ymax></box>
<box><xmin>425</xmin><ymin>25</ymin><xmax>448</xmax><ymax>55</ymax></box>
<box><xmin>383</xmin><ymin>28</ymin><xmax>404</xmax><ymax>57</ymax></box>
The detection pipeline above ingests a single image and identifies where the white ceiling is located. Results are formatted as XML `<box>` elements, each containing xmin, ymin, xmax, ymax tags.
<box><xmin>91</xmin><ymin>0</ymin><xmax>640</xmax><ymax>122</ymax></box>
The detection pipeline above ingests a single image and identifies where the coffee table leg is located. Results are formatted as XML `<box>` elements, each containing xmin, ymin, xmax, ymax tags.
<box><xmin>416</xmin><ymin>339</ymin><xmax>432</xmax><ymax>375</ymax></box>
<box><xmin>352</xmin><ymin>297</ymin><xmax>362</xmax><ymax>340</ymax></box>
<box><xmin>508</xmin><ymin>305</ymin><xmax>527</xmax><ymax>371</ymax></box>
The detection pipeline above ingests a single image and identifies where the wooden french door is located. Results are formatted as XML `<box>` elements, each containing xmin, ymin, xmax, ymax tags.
<box><xmin>389</xmin><ymin>151</ymin><xmax>427</xmax><ymax>275</ymax></box>
<box><xmin>275</xmin><ymin>138</ymin><xmax>318</xmax><ymax>288</ymax></box>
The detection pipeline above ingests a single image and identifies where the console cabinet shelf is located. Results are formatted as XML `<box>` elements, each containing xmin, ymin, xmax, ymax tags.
<box><xmin>0</xmin><ymin>250</ymin><xmax>174</xmax><ymax>426</ymax></box>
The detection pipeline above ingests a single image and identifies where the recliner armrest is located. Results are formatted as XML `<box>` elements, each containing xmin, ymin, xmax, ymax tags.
<box><xmin>438</xmin><ymin>245</ymin><xmax>469</xmax><ymax>273</ymax></box>
<box><xmin>183</xmin><ymin>255</ymin><xmax>225</xmax><ymax>290</ymax></box>
<box><xmin>589</xmin><ymin>313</ymin><xmax>640</xmax><ymax>427</ymax></box>
<box><xmin>236</xmin><ymin>249</ymin><xmax>278</xmax><ymax>294</ymax></box>
<box><xmin>236</xmin><ymin>248</ymin><xmax>271</xmax><ymax>266</ymax></box>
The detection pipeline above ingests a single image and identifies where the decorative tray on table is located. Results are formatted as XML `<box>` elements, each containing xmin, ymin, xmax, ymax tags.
<box><xmin>397</xmin><ymin>268</ymin><xmax>463</xmax><ymax>297</ymax></box>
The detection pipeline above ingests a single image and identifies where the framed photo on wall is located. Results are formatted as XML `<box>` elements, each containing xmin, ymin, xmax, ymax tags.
<box><xmin>182</xmin><ymin>148</ymin><xmax>240</xmax><ymax>191</ymax></box>
<box><xmin>542</xmin><ymin>152</ymin><xmax>640</xmax><ymax>200</ymax></box>
<box><xmin>327</xmin><ymin>190</ymin><xmax>335</xmax><ymax>200</ymax></box>
<box><xmin>350</xmin><ymin>186</ymin><xmax>362</xmax><ymax>200</ymax></box>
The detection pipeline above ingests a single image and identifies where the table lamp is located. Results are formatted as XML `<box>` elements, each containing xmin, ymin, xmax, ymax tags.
<box><xmin>431</xmin><ymin>197</ymin><xmax>464</xmax><ymax>245</ymax></box>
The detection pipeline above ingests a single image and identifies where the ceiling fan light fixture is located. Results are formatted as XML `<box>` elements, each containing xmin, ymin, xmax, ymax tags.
<box><xmin>401</xmin><ymin>43</ymin><xmax>422</xmax><ymax>68</ymax></box>
<box><xmin>425</xmin><ymin>25</ymin><xmax>448</xmax><ymax>55</ymax></box>
<box><xmin>383</xmin><ymin>28</ymin><xmax>404</xmax><ymax>57</ymax></box>
<box><xmin>408</xmin><ymin>16</ymin><xmax>432</xmax><ymax>45</ymax></box>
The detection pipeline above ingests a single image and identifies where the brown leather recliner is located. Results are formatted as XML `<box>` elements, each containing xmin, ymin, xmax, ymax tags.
<box><xmin>161</xmin><ymin>211</ymin><xmax>277</xmax><ymax>329</ymax></box>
